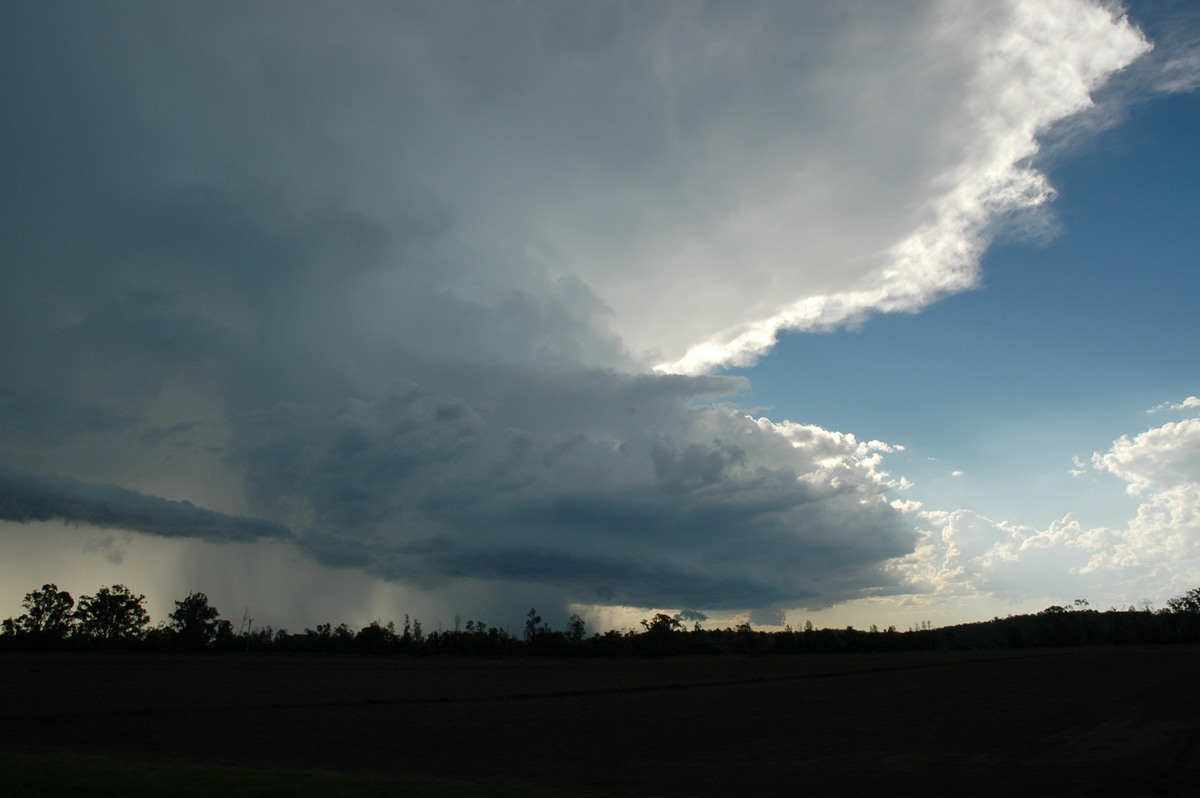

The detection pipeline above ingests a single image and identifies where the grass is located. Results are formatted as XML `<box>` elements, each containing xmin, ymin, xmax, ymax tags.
<box><xmin>0</xmin><ymin>750</ymin><xmax>610</xmax><ymax>798</ymax></box>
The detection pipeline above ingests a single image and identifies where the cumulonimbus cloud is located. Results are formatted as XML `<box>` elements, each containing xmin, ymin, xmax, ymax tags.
<box><xmin>0</xmin><ymin>1</ymin><xmax>1170</xmax><ymax>620</ymax></box>
<box><xmin>229</xmin><ymin>375</ymin><xmax>912</xmax><ymax>609</ymax></box>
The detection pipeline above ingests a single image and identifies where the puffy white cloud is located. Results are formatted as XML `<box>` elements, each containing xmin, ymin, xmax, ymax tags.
<box><xmin>901</xmin><ymin>409</ymin><xmax>1200</xmax><ymax>608</ymax></box>
<box><xmin>1093</xmin><ymin>415</ymin><xmax>1200</xmax><ymax>494</ymax></box>
<box><xmin>1149</xmin><ymin>396</ymin><xmax>1200</xmax><ymax>414</ymax></box>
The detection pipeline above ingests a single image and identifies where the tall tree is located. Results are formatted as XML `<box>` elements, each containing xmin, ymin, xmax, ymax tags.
<box><xmin>524</xmin><ymin>608</ymin><xmax>548</xmax><ymax>642</ymax></box>
<box><xmin>169</xmin><ymin>592</ymin><xmax>221</xmax><ymax>649</ymax></box>
<box><xmin>74</xmin><ymin>585</ymin><xmax>150</xmax><ymax>643</ymax></box>
<box><xmin>12</xmin><ymin>584</ymin><xmax>75</xmax><ymax>640</ymax></box>
<box><xmin>567</xmin><ymin>613</ymin><xmax>586</xmax><ymax>644</ymax></box>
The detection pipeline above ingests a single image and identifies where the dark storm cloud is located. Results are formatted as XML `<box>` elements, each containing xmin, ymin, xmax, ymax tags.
<box><xmin>1</xmin><ymin>1</ymin><xmax>1150</xmax><ymax>619</ymax></box>
<box><xmin>0</xmin><ymin>466</ymin><xmax>291</xmax><ymax>543</ymax></box>
<box><xmin>228</xmin><ymin>372</ymin><xmax>912</xmax><ymax>609</ymax></box>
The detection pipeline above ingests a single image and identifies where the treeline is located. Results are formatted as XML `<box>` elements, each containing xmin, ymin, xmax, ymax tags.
<box><xmin>3</xmin><ymin>583</ymin><xmax>1200</xmax><ymax>656</ymax></box>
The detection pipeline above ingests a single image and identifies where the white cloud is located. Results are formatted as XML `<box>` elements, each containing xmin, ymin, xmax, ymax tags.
<box><xmin>1148</xmin><ymin>396</ymin><xmax>1200</xmax><ymax>414</ymax></box>
<box><xmin>899</xmin><ymin>413</ymin><xmax>1200</xmax><ymax>609</ymax></box>
<box><xmin>653</xmin><ymin>0</ymin><xmax>1150</xmax><ymax>374</ymax></box>
<box><xmin>1093</xmin><ymin>416</ymin><xmax>1200</xmax><ymax>495</ymax></box>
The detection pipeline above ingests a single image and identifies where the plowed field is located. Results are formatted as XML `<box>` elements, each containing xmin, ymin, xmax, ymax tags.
<box><xmin>3</xmin><ymin>647</ymin><xmax>1198</xmax><ymax>796</ymax></box>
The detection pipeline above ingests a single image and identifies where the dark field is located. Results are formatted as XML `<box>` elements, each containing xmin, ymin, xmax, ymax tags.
<box><xmin>3</xmin><ymin>647</ymin><xmax>1198</xmax><ymax>796</ymax></box>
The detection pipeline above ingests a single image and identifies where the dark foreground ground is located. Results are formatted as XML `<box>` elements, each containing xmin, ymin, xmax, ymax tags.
<box><xmin>2</xmin><ymin>647</ymin><xmax>1198</xmax><ymax>796</ymax></box>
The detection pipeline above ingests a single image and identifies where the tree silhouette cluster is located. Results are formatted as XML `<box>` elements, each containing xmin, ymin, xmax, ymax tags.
<box><xmin>3</xmin><ymin>585</ymin><xmax>1200</xmax><ymax>655</ymax></box>
<box><xmin>1</xmin><ymin>584</ymin><xmax>228</xmax><ymax>651</ymax></box>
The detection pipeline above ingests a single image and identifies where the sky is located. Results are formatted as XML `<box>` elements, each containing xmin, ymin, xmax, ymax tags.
<box><xmin>2</xmin><ymin>0</ymin><xmax>1198</xmax><ymax>635</ymax></box>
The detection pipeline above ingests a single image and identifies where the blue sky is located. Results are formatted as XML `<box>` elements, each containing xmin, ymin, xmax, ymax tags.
<box><xmin>729</xmin><ymin>87</ymin><xmax>1200</xmax><ymax>532</ymax></box>
<box><xmin>2</xmin><ymin>1</ymin><xmax>1198</xmax><ymax>634</ymax></box>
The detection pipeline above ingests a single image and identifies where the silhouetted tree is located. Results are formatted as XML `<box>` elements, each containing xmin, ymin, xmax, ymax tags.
<box><xmin>169</xmin><ymin>592</ymin><xmax>221</xmax><ymax>649</ymax></box>
<box><xmin>10</xmin><ymin>584</ymin><xmax>76</xmax><ymax>642</ymax></box>
<box><xmin>214</xmin><ymin>618</ymin><xmax>238</xmax><ymax>650</ymax></box>
<box><xmin>355</xmin><ymin>621</ymin><xmax>396</xmax><ymax>654</ymax></box>
<box><xmin>638</xmin><ymin>612</ymin><xmax>682</xmax><ymax>655</ymax></box>
<box><xmin>524</xmin><ymin>608</ymin><xmax>550</xmax><ymax>642</ymax></box>
<box><xmin>1160</xmin><ymin>587</ymin><xmax>1200</xmax><ymax>643</ymax></box>
<box><xmin>74</xmin><ymin>585</ymin><xmax>149</xmax><ymax>644</ymax></box>
<box><xmin>640</xmin><ymin>613</ymin><xmax>681</xmax><ymax>634</ymax></box>
<box><xmin>1165</xmin><ymin>587</ymin><xmax>1200</xmax><ymax>614</ymax></box>
<box><xmin>567</xmin><ymin>613</ymin><xmax>586</xmax><ymax>644</ymax></box>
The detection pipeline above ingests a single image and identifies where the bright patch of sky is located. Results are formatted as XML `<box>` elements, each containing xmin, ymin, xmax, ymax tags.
<box><xmin>1</xmin><ymin>0</ymin><xmax>1198</xmax><ymax>634</ymax></box>
<box><xmin>727</xmin><ymin>87</ymin><xmax>1200</xmax><ymax>534</ymax></box>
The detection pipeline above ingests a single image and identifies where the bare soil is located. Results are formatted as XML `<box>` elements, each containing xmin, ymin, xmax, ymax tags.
<box><xmin>2</xmin><ymin>647</ymin><xmax>1198</xmax><ymax>796</ymax></box>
